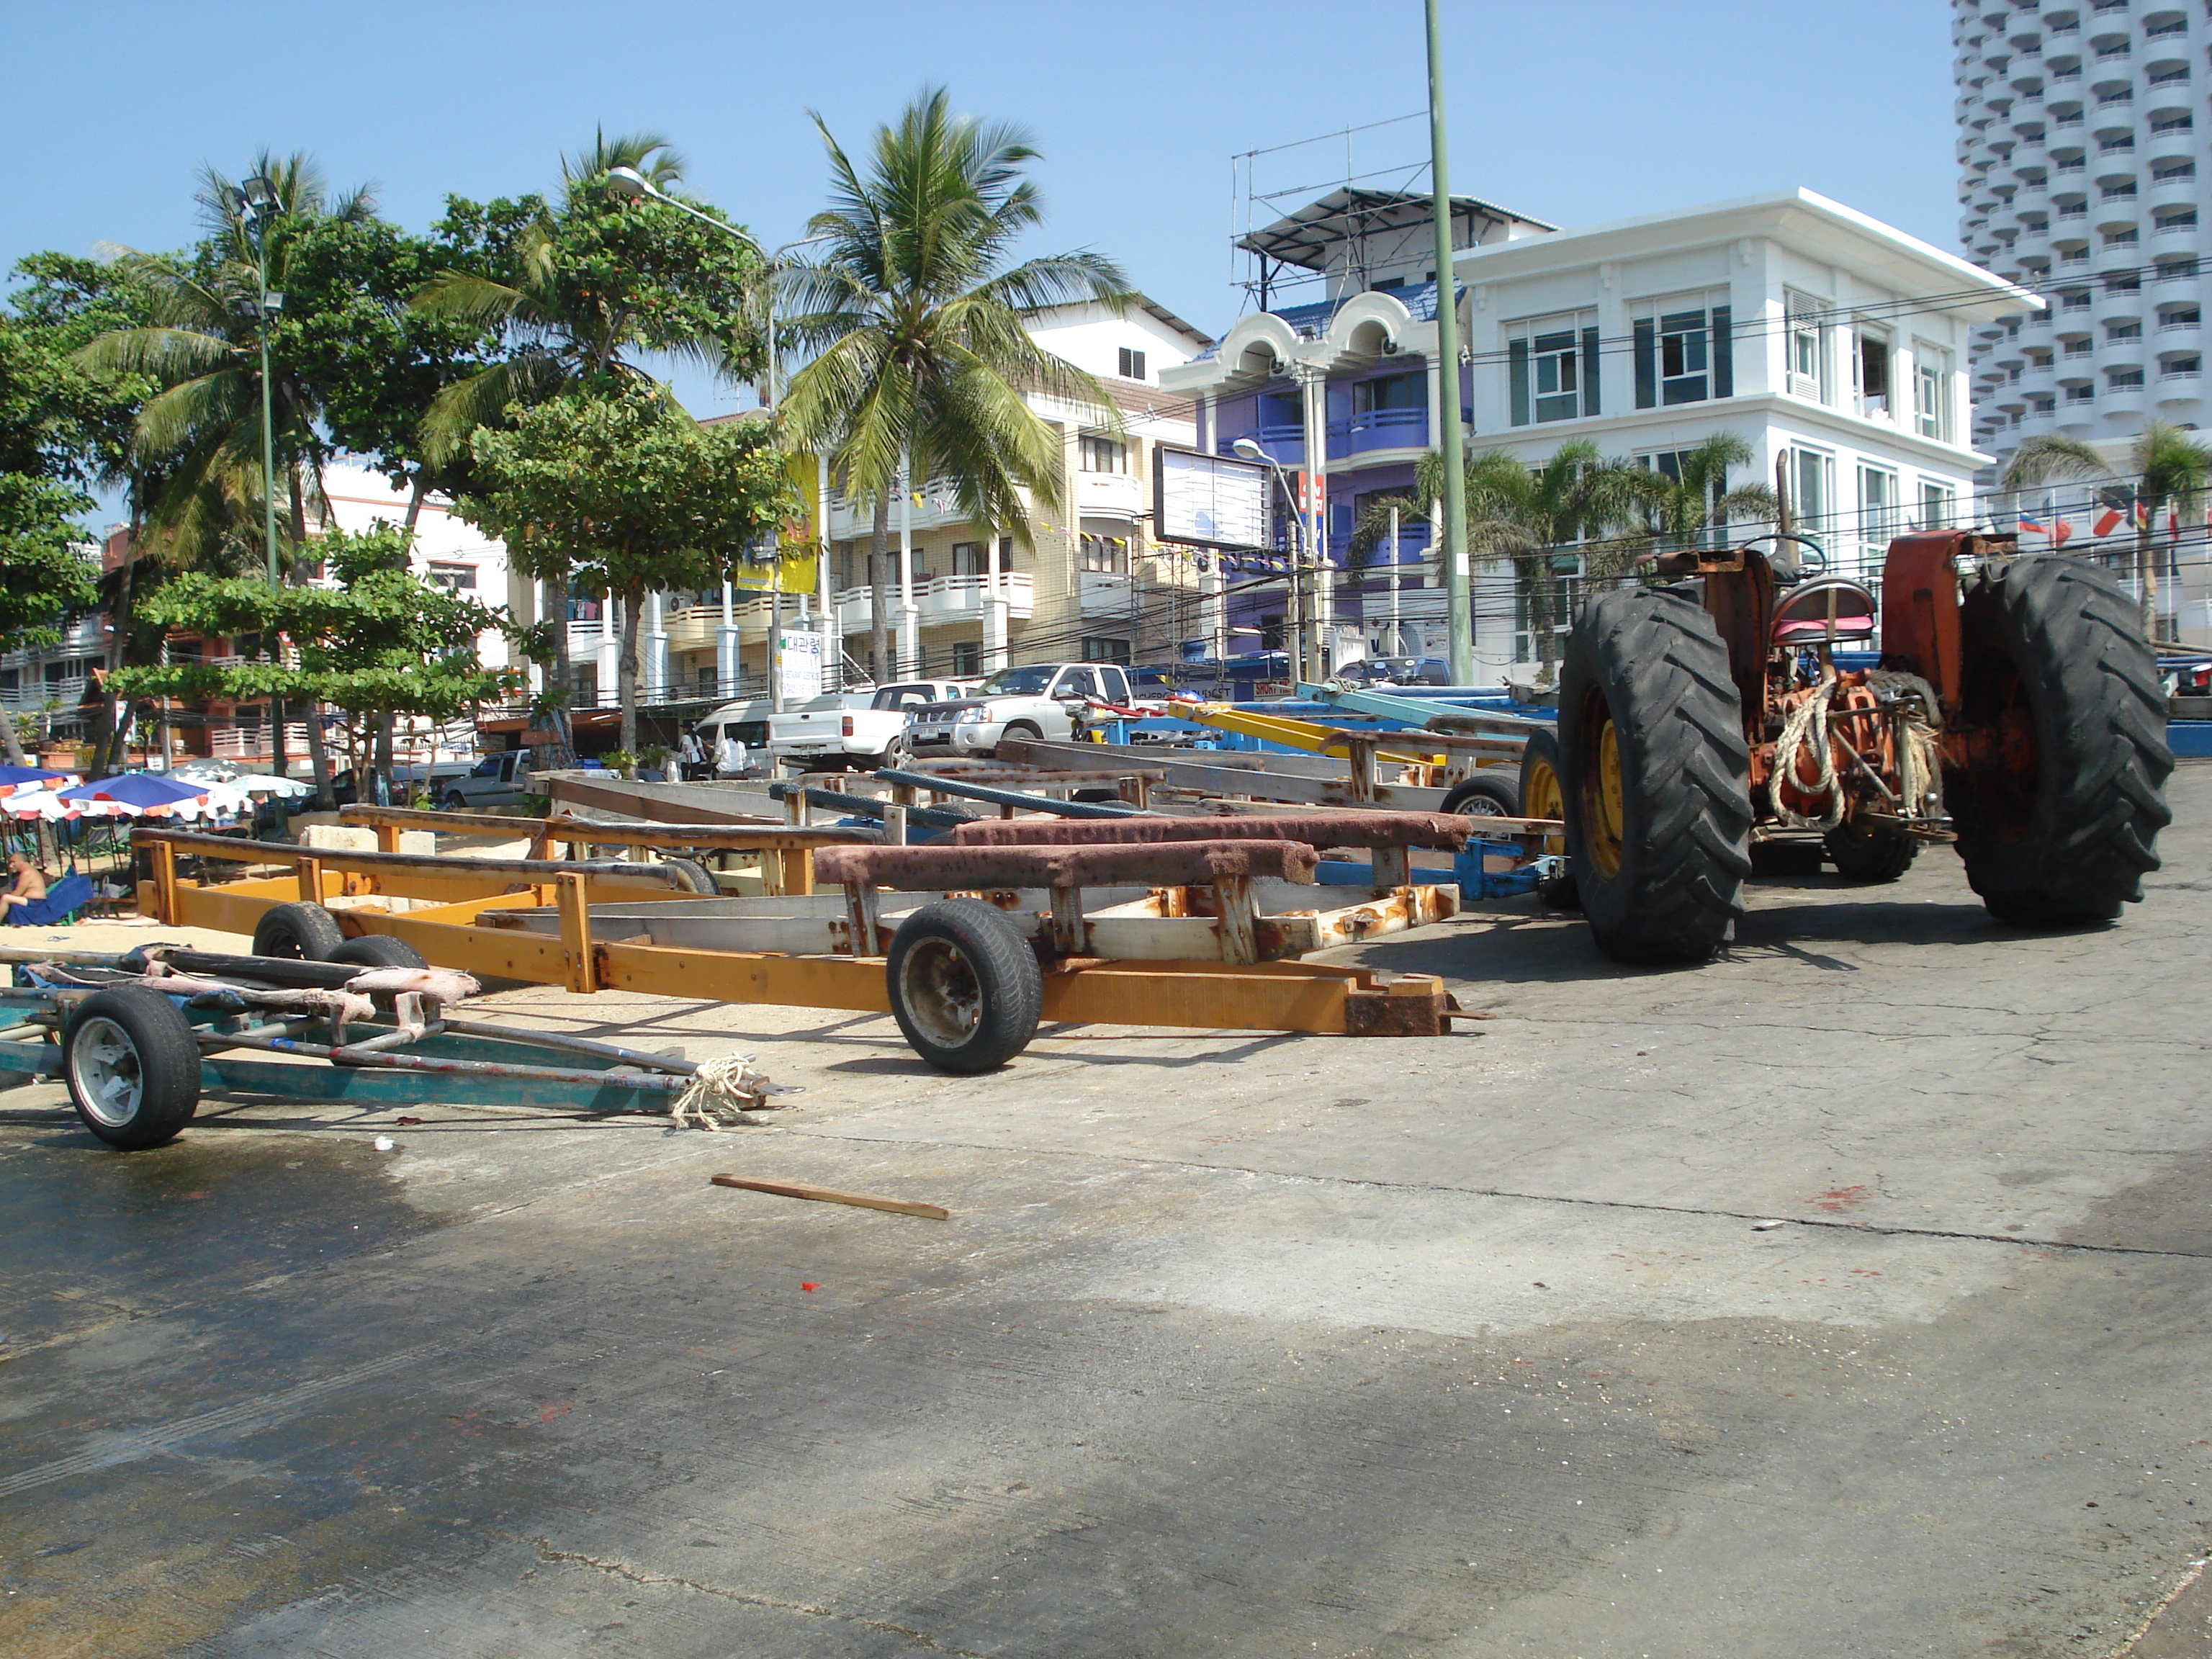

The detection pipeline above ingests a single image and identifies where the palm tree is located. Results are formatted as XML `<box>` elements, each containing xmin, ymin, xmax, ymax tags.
<box><xmin>1619</xmin><ymin>432</ymin><xmax>1777</xmax><ymax>563</ymax></box>
<box><xmin>2003</xmin><ymin>421</ymin><xmax>2210</xmax><ymax>640</ymax></box>
<box><xmin>778</xmin><ymin>88</ymin><xmax>1135</xmax><ymax>683</ymax></box>
<box><xmin>76</xmin><ymin>150</ymin><xmax>372</xmax><ymax>795</ymax></box>
<box><xmin>412</xmin><ymin>131</ymin><xmax>755</xmax><ymax>713</ymax></box>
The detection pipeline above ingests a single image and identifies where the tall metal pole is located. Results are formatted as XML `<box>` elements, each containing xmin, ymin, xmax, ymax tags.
<box><xmin>1426</xmin><ymin>0</ymin><xmax>1473</xmax><ymax>685</ymax></box>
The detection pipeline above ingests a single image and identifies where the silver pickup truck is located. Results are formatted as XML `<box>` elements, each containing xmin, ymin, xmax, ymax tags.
<box><xmin>907</xmin><ymin>662</ymin><xmax>1137</xmax><ymax>757</ymax></box>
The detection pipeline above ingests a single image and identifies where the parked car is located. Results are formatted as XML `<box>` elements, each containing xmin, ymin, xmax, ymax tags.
<box><xmin>767</xmin><ymin>680</ymin><xmax>968</xmax><ymax>772</ymax></box>
<box><xmin>439</xmin><ymin>752</ymin><xmax>535</xmax><ymax>810</ymax></box>
<box><xmin>907</xmin><ymin>662</ymin><xmax>1138</xmax><ymax>757</ymax></box>
<box><xmin>328</xmin><ymin>763</ymin><xmax>474</xmax><ymax>806</ymax></box>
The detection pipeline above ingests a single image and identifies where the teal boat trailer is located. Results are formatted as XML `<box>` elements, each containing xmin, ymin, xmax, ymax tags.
<box><xmin>0</xmin><ymin>946</ymin><xmax>702</xmax><ymax>1151</ymax></box>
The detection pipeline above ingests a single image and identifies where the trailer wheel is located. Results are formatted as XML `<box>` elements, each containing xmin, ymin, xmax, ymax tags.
<box><xmin>1824</xmin><ymin>820</ymin><xmax>1917</xmax><ymax>884</ymax></box>
<box><xmin>1951</xmin><ymin>557</ymin><xmax>2172</xmax><ymax>925</ymax></box>
<box><xmin>252</xmin><ymin>902</ymin><xmax>346</xmax><ymax>961</ymax></box>
<box><xmin>1440</xmin><ymin>773</ymin><xmax>1518</xmax><ymax>817</ymax></box>
<box><xmin>659</xmin><ymin>857</ymin><xmax>718</xmax><ymax>896</ymax></box>
<box><xmin>1559</xmin><ymin>587</ymin><xmax>1752</xmax><ymax>963</ymax></box>
<box><xmin>1517</xmin><ymin>727</ymin><xmax>1580</xmax><ymax>910</ymax></box>
<box><xmin>66</xmin><ymin>989</ymin><xmax>201</xmax><ymax>1151</ymax></box>
<box><xmin>886</xmin><ymin>900</ymin><xmax>1043</xmax><ymax>1073</ymax></box>
<box><xmin>328</xmin><ymin>935</ymin><xmax>428</xmax><ymax>970</ymax></box>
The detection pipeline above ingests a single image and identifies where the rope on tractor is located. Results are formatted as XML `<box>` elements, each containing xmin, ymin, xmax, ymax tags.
<box><xmin>1867</xmin><ymin>670</ymin><xmax>1946</xmax><ymax>820</ymax></box>
<box><xmin>1768</xmin><ymin>689</ymin><xmax>1845</xmax><ymax>830</ymax></box>
<box><xmin>669</xmin><ymin>1053</ymin><xmax>781</xmax><ymax>1130</ymax></box>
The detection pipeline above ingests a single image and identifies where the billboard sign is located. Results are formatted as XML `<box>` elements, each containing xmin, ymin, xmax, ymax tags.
<box><xmin>1154</xmin><ymin>447</ymin><xmax>1270</xmax><ymax>550</ymax></box>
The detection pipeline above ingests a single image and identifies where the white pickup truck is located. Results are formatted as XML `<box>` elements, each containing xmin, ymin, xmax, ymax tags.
<box><xmin>440</xmin><ymin>752</ymin><xmax>536</xmax><ymax>809</ymax></box>
<box><xmin>907</xmin><ymin>662</ymin><xmax>1138</xmax><ymax>758</ymax></box>
<box><xmin>767</xmin><ymin>680</ymin><xmax>970</xmax><ymax>772</ymax></box>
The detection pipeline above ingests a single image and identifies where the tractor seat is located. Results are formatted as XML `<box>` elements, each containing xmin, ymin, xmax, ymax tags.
<box><xmin>1771</xmin><ymin>577</ymin><xmax>1879</xmax><ymax>644</ymax></box>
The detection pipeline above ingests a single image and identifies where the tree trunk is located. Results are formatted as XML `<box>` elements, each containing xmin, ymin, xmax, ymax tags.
<box><xmin>287</xmin><ymin>469</ymin><xmax>336</xmax><ymax>809</ymax></box>
<box><xmin>96</xmin><ymin>518</ymin><xmax>142</xmax><ymax>775</ymax></box>
<box><xmin>617</xmin><ymin>586</ymin><xmax>642</xmax><ymax>756</ymax></box>
<box><xmin>403</xmin><ymin>475</ymin><xmax>429</xmax><ymax>533</ymax></box>
<box><xmin>373</xmin><ymin>714</ymin><xmax>395</xmax><ymax>806</ymax></box>
<box><xmin>868</xmin><ymin>493</ymin><xmax>891</xmax><ymax>687</ymax></box>
<box><xmin>0</xmin><ymin>709</ymin><xmax>24</xmax><ymax>766</ymax></box>
<box><xmin>1529</xmin><ymin>555</ymin><xmax>1559</xmax><ymax>678</ymax></box>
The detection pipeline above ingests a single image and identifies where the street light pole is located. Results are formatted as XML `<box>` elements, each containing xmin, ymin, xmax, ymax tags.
<box><xmin>606</xmin><ymin>169</ymin><xmax>834</xmax><ymax>711</ymax></box>
<box><xmin>1233</xmin><ymin>438</ymin><xmax>1308</xmax><ymax>686</ymax></box>
<box><xmin>1426</xmin><ymin>0</ymin><xmax>1474</xmax><ymax>686</ymax></box>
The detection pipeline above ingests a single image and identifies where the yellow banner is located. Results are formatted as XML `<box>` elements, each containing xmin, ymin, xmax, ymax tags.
<box><xmin>732</xmin><ymin>454</ymin><xmax>822</xmax><ymax>592</ymax></box>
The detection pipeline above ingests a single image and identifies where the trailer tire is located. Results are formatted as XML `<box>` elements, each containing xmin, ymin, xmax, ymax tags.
<box><xmin>1441</xmin><ymin>773</ymin><xmax>1519</xmax><ymax>817</ymax></box>
<box><xmin>1559</xmin><ymin>586</ymin><xmax>1751</xmax><ymax>963</ymax></box>
<box><xmin>1824</xmin><ymin>821</ymin><xmax>1918</xmax><ymax>884</ymax></box>
<box><xmin>659</xmin><ymin>858</ymin><xmax>718</xmax><ymax>896</ymax></box>
<box><xmin>65</xmin><ymin>989</ymin><xmax>201</xmax><ymax>1151</ymax></box>
<box><xmin>886</xmin><ymin>900</ymin><xmax>1043</xmax><ymax>1074</ymax></box>
<box><xmin>1951</xmin><ymin>557</ymin><xmax>2172</xmax><ymax>925</ymax></box>
<box><xmin>1516</xmin><ymin>727</ymin><xmax>1580</xmax><ymax>909</ymax></box>
<box><xmin>328</xmin><ymin>935</ymin><xmax>428</xmax><ymax>971</ymax></box>
<box><xmin>252</xmin><ymin>902</ymin><xmax>346</xmax><ymax>962</ymax></box>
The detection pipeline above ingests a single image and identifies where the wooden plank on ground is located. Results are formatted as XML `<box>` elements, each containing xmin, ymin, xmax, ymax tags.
<box><xmin>709</xmin><ymin>1174</ymin><xmax>949</xmax><ymax>1221</ymax></box>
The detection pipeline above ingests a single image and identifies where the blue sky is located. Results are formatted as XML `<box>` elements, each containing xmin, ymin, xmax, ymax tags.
<box><xmin>6</xmin><ymin>0</ymin><xmax>1957</xmax><ymax>427</ymax></box>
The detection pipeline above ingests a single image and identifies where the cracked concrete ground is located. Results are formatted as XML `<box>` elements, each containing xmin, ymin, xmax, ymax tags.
<box><xmin>1</xmin><ymin>764</ymin><xmax>2208</xmax><ymax>1658</ymax></box>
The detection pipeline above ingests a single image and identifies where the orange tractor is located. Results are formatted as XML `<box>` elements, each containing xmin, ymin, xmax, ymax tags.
<box><xmin>1552</xmin><ymin>530</ymin><xmax>2174</xmax><ymax>963</ymax></box>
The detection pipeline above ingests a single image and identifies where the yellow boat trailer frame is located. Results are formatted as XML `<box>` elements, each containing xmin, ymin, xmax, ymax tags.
<box><xmin>133</xmin><ymin>817</ymin><xmax>1458</xmax><ymax>1041</ymax></box>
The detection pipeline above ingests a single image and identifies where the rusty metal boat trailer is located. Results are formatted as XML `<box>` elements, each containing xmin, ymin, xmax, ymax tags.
<box><xmin>131</xmin><ymin>804</ymin><xmax>1477</xmax><ymax>1071</ymax></box>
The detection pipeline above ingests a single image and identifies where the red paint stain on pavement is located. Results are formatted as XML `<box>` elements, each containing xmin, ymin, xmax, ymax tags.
<box><xmin>1810</xmin><ymin>1185</ymin><xmax>1869</xmax><ymax>1212</ymax></box>
<box><xmin>536</xmin><ymin>1403</ymin><xmax>572</xmax><ymax>1423</ymax></box>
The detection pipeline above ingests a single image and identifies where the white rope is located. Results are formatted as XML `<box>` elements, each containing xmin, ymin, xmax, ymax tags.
<box><xmin>670</xmin><ymin>1053</ymin><xmax>778</xmax><ymax>1130</ymax></box>
<box><xmin>1767</xmin><ymin>687</ymin><xmax>1845</xmax><ymax>830</ymax></box>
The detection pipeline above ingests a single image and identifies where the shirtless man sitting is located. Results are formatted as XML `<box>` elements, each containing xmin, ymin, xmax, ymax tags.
<box><xmin>2</xmin><ymin>853</ymin><xmax>47</xmax><ymax>915</ymax></box>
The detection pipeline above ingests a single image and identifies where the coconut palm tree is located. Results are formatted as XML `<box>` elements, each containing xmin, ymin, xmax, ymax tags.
<box><xmin>778</xmin><ymin>88</ymin><xmax>1135</xmax><ymax>683</ymax></box>
<box><xmin>76</xmin><ymin>150</ymin><xmax>373</xmax><ymax>796</ymax></box>
<box><xmin>411</xmin><ymin>130</ymin><xmax>758</xmax><ymax>713</ymax></box>
<box><xmin>1619</xmin><ymin>431</ymin><xmax>1777</xmax><ymax>562</ymax></box>
<box><xmin>2002</xmin><ymin>420</ymin><xmax>2211</xmax><ymax>640</ymax></box>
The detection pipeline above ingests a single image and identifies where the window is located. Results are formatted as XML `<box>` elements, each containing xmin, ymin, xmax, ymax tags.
<box><xmin>425</xmin><ymin>562</ymin><xmax>477</xmax><ymax>591</ymax></box>
<box><xmin>1788</xmin><ymin>448</ymin><xmax>1833</xmax><ymax>535</ymax></box>
<box><xmin>2066</xmin><ymin>383</ymin><xmax>2095</xmax><ymax>401</ymax></box>
<box><xmin>951</xmin><ymin>541</ymin><xmax>986</xmax><ymax>575</ymax></box>
<box><xmin>2106</xmin><ymin>319</ymin><xmax>2143</xmax><ymax>339</ymax></box>
<box><xmin>1786</xmin><ymin>289</ymin><xmax>1829</xmax><ymax>401</ymax></box>
<box><xmin>2106</xmin><ymin>270</ymin><xmax>2141</xmax><ymax>293</ymax></box>
<box><xmin>1117</xmin><ymin>346</ymin><xmax>1147</xmax><ymax>381</ymax></box>
<box><xmin>2102</xmin><ymin>180</ymin><xmax>2139</xmax><ymax>199</ymax></box>
<box><xmin>2163</xmin><ymin>354</ymin><xmax>2203</xmax><ymax>375</ymax></box>
<box><xmin>2061</xmin><ymin>287</ymin><xmax>2092</xmax><ymax>310</ymax></box>
<box><xmin>2159</xmin><ymin>304</ymin><xmax>2201</xmax><ymax>327</ymax></box>
<box><xmin>696</xmin><ymin>663</ymin><xmax>716</xmax><ymax>691</ymax></box>
<box><xmin>2153</xmin><ymin>160</ymin><xmax>2196</xmax><ymax>182</ymax></box>
<box><xmin>1858</xmin><ymin>467</ymin><xmax>1899</xmax><ymax>561</ymax></box>
<box><xmin>1079</xmin><ymin>435</ymin><xmax>1128</xmax><ymax>473</ymax></box>
<box><xmin>1079</xmin><ymin>637</ymin><xmax>1133</xmax><ymax>667</ymax></box>
<box><xmin>1079</xmin><ymin>532</ymin><xmax>1129</xmax><ymax>573</ymax></box>
<box><xmin>2108</xmin><ymin>367</ymin><xmax>2146</xmax><ymax>387</ymax></box>
<box><xmin>1506</xmin><ymin>309</ymin><xmax>1600</xmax><ymax>424</ymax></box>
<box><xmin>1856</xmin><ymin>330</ymin><xmax>1892</xmax><ymax>415</ymax></box>
<box><xmin>2103</xmin><ymin>226</ymin><xmax>2139</xmax><ymax>246</ymax></box>
<box><xmin>2151</xmin><ymin>112</ymin><xmax>2195</xmax><ymax>133</ymax></box>
<box><xmin>2155</xmin><ymin>207</ymin><xmax>2198</xmax><ymax>230</ymax></box>
<box><xmin>951</xmin><ymin>641</ymin><xmax>983</xmax><ymax>677</ymax></box>
<box><xmin>1632</xmin><ymin>292</ymin><xmax>1733</xmax><ymax>408</ymax></box>
<box><xmin>1352</xmin><ymin>371</ymin><xmax>1424</xmax><ymax>415</ymax></box>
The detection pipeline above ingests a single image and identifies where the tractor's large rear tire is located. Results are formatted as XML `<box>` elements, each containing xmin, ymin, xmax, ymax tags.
<box><xmin>1951</xmin><ymin>556</ymin><xmax>2171</xmax><ymax>925</ymax></box>
<box><xmin>1559</xmin><ymin>588</ymin><xmax>1753</xmax><ymax>963</ymax></box>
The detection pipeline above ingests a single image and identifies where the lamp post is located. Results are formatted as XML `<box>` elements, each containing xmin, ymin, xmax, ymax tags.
<box><xmin>1233</xmin><ymin>437</ymin><xmax>1310</xmax><ymax>685</ymax></box>
<box><xmin>606</xmin><ymin>168</ymin><xmax>832</xmax><ymax>711</ymax></box>
<box><xmin>227</xmin><ymin>176</ymin><xmax>284</xmax><ymax>586</ymax></box>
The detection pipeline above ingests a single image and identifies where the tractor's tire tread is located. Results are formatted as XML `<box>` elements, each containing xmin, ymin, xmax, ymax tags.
<box><xmin>1560</xmin><ymin>586</ymin><xmax>1751</xmax><ymax>963</ymax></box>
<box><xmin>1952</xmin><ymin>557</ymin><xmax>2172</xmax><ymax>925</ymax></box>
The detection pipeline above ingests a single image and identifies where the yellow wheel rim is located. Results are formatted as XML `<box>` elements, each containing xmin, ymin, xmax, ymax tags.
<box><xmin>1524</xmin><ymin>755</ymin><xmax>1566</xmax><ymax>859</ymax></box>
<box><xmin>1584</xmin><ymin>703</ymin><xmax>1625</xmax><ymax>879</ymax></box>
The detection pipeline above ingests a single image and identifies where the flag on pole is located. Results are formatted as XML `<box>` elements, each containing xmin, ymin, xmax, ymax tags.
<box><xmin>2018</xmin><ymin>512</ymin><xmax>2047</xmax><ymax>536</ymax></box>
<box><xmin>2133</xmin><ymin>498</ymin><xmax>2152</xmax><ymax>531</ymax></box>
<box><xmin>2053</xmin><ymin>516</ymin><xmax>2074</xmax><ymax>549</ymax></box>
<box><xmin>2092</xmin><ymin>506</ymin><xmax>2125</xmax><ymax>538</ymax></box>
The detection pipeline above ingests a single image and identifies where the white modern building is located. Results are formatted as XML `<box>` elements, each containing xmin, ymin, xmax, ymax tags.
<box><xmin>1954</xmin><ymin>0</ymin><xmax>2207</xmax><ymax>465</ymax></box>
<box><xmin>1165</xmin><ymin>186</ymin><xmax>2036</xmax><ymax>674</ymax></box>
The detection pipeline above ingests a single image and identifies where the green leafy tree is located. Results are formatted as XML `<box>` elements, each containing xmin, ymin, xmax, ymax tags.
<box><xmin>110</xmin><ymin>522</ymin><xmax>528</xmax><ymax>799</ymax></box>
<box><xmin>779</xmin><ymin>87</ymin><xmax>1133</xmax><ymax>681</ymax></box>
<box><xmin>1619</xmin><ymin>432</ymin><xmax>1777</xmax><ymax>558</ymax></box>
<box><xmin>411</xmin><ymin>132</ymin><xmax>765</xmax><ymax>703</ymax></box>
<box><xmin>2002</xmin><ymin>421</ymin><xmax>2211</xmax><ymax>640</ymax></box>
<box><xmin>459</xmin><ymin>386</ymin><xmax>794</xmax><ymax>752</ymax></box>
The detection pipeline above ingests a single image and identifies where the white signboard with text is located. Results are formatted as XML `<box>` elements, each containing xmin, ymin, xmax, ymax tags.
<box><xmin>778</xmin><ymin>628</ymin><xmax>825</xmax><ymax>703</ymax></box>
<box><xmin>1154</xmin><ymin>447</ymin><xmax>1269</xmax><ymax>549</ymax></box>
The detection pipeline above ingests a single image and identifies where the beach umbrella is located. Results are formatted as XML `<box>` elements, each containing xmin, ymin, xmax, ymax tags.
<box><xmin>58</xmin><ymin>773</ymin><xmax>217</xmax><ymax>814</ymax></box>
<box><xmin>0</xmin><ymin>765</ymin><xmax>78</xmax><ymax>799</ymax></box>
<box><xmin>0</xmin><ymin>789</ymin><xmax>85</xmax><ymax>822</ymax></box>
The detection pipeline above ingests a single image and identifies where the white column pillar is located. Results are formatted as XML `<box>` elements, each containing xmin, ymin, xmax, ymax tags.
<box><xmin>1387</xmin><ymin>505</ymin><xmax>1402</xmax><ymax>657</ymax></box>
<box><xmin>1301</xmin><ymin>369</ymin><xmax>1329</xmax><ymax>679</ymax></box>
<box><xmin>646</xmin><ymin>590</ymin><xmax>668</xmax><ymax>702</ymax></box>
<box><xmin>1202</xmin><ymin>554</ymin><xmax>1226</xmax><ymax>663</ymax></box>
<box><xmin>715</xmin><ymin>580</ymin><xmax>738</xmax><ymax>701</ymax></box>
<box><xmin>896</xmin><ymin>450</ymin><xmax>920</xmax><ymax>678</ymax></box>
<box><xmin>984</xmin><ymin>531</ymin><xmax>1010</xmax><ymax>671</ymax></box>
<box><xmin>597</xmin><ymin>595</ymin><xmax>619</xmax><ymax>707</ymax></box>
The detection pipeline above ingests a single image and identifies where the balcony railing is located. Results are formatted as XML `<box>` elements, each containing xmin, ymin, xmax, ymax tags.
<box><xmin>829</xmin><ymin>572</ymin><xmax>1035</xmax><ymax>634</ymax></box>
<box><xmin>1326</xmin><ymin>405</ymin><xmax>1429</xmax><ymax>458</ymax></box>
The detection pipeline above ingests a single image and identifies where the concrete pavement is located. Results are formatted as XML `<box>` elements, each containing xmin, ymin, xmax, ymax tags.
<box><xmin>1</xmin><ymin>765</ymin><xmax>2208</xmax><ymax>1657</ymax></box>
